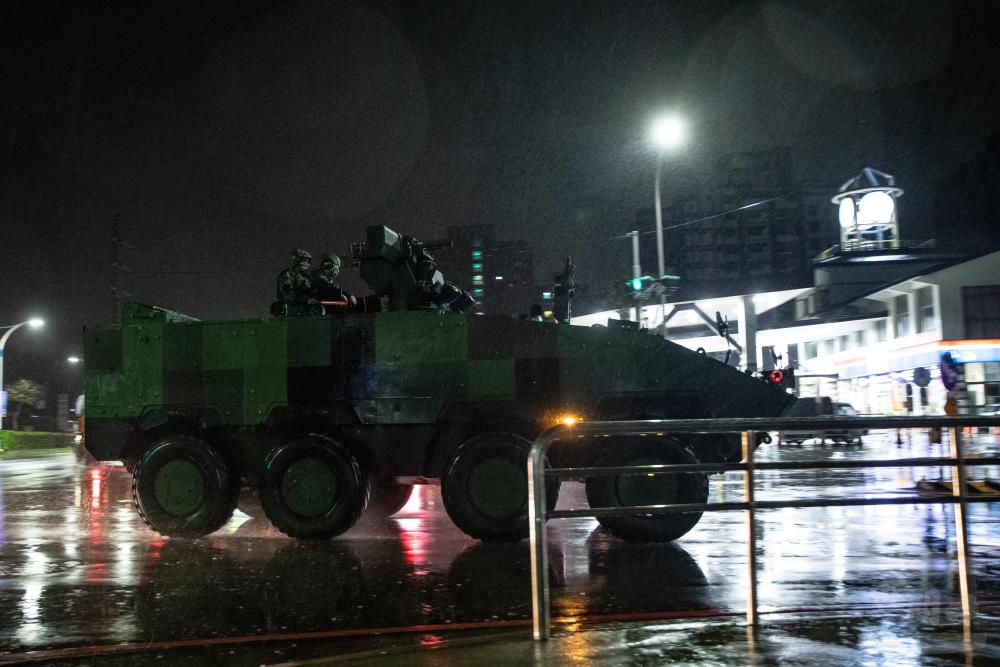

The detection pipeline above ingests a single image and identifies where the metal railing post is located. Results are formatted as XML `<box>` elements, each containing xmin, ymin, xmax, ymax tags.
<box><xmin>528</xmin><ymin>433</ymin><xmax>552</xmax><ymax>640</ymax></box>
<box><xmin>743</xmin><ymin>430</ymin><xmax>758</xmax><ymax>627</ymax></box>
<box><xmin>948</xmin><ymin>426</ymin><xmax>976</xmax><ymax>625</ymax></box>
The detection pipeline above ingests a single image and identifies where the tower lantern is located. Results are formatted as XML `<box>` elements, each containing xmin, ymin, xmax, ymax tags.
<box><xmin>830</xmin><ymin>168</ymin><xmax>904</xmax><ymax>250</ymax></box>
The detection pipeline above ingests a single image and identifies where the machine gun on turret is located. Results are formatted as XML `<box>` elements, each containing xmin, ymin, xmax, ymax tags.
<box><xmin>350</xmin><ymin>225</ymin><xmax>476</xmax><ymax>313</ymax></box>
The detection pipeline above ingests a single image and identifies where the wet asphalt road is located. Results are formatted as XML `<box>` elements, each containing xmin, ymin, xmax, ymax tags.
<box><xmin>1</xmin><ymin>430</ymin><xmax>999</xmax><ymax>664</ymax></box>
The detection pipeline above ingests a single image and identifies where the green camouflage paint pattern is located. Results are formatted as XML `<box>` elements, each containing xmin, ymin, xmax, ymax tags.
<box><xmin>84</xmin><ymin>303</ymin><xmax>793</xmax><ymax>432</ymax></box>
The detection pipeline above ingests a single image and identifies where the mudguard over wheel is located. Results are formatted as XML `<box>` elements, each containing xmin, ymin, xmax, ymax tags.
<box><xmin>365</xmin><ymin>475</ymin><xmax>414</xmax><ymax>518</ymax></box>
<box><xmin>585</xmin><ymin>438</ymin><xmax>708</xmax><ymax>543</ymax></box>
<box><xmin>441</xmin><ymin>432</ymin><xmax>559</xmax><ymax>542</ymax></box>
<box><xmin>260</xmin><ymin>436</ymin><xmax>368</xmax><ymax>539</ymax></box>
<box><xmin>132</xmin><ymin>436</ymin><xmax>238</xmax><ymax>537</ymax></box>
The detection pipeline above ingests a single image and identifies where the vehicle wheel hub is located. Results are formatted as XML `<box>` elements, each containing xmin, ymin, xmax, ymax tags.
<box><xmin>467</xmin><ymin>457</ymin><xmax>526</xmax><ymax>519</ymax></box>
<box><xmin>281</xmin><ymin>458</ymin><xmax>338</xmax><ymax>518</ymax></box>
<box><xmin>615</xmin><ymin>456</ymin><xmax>679</xmax><ymax>510</ymax></box>
<box><xmin>153</xmin><ymin>459</ymin><xmax>205</xmax><ymax>516</ymax></box>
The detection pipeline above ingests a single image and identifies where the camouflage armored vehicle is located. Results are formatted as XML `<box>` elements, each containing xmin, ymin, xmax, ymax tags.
<box><xmin>83</xmin><ymin>225</ymin><xmax>795</xmax><ymax>543</ymax></box>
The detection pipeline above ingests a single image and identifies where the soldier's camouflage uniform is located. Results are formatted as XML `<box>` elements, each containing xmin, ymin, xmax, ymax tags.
<box><xmin>276</xmin><ymin>249</ymin><xmax>314</xmax><ymax>305</ymax></box>
<box><xmin>310</xmin><ymin>254</ymin><xmax>358</xmax><ymax>311</ymax></box>
<box><xmin>276</xmin><ymin>268</ymin><xmax>312</xmax><ymax>304</ymax></box>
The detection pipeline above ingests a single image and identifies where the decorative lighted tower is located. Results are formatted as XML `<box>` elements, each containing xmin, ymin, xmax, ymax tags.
<box><xmin>801</xmin><ymin>167</ymin><xmax>959</xmax><ymax>318</ymax></box>
<box><xmin>830</xmin><ymin>167</ymin><xmax>904</xmax><ymax>250</ymax></box>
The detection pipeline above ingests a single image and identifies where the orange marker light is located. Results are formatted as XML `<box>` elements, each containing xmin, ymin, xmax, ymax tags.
<box><xmin>553</xmin><ymin>413</ymin><xmax>583</xmax><ymax>427</ymax></box>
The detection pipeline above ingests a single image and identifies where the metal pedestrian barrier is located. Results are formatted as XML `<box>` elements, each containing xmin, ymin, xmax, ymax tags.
<box><xmin>528</xmin><ymin>415</ymin><xmax>1000</xmax><ymax>641</ymax></box>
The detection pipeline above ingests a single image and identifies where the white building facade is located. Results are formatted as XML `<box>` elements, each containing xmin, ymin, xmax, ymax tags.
<box><xmin>572</xmin><ymin>250</ymin><xmax>1000</xmax><ymax>416</ymax></box>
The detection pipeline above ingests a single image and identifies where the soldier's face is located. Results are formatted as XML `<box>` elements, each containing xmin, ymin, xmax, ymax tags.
<box><xmin>297</xmin><ymin>259</ymin><xmax>310</xmax><ymax>271</ymax></box>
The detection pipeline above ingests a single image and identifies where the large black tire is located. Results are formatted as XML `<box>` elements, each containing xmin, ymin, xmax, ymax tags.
<box><xmin>441</xmin><ymin>432</ymin><xmax>559</xmax><ymax>542</ymax></box>
<box><xmin>260</xmin><ymin>436</ymin><xmax>368</xmax><ymax>539</ymax></box>
<box><xmin>132</xmin><ymin>436</ymin><xmax>238</xmax><ymax>537</ymax></box>
<box><xmin>585</xmin><ymin>438</ymin><xmax>708</xmax><ymax>543</ymax></box>
<box><xmin>365</xmin><ymin>476</ymin><xmax>414</xmax><ymax>518</ymax></box>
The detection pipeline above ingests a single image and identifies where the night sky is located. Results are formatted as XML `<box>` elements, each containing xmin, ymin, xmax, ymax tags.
<box><xmin>2</xmin><ymin>0</ymin><xmax>999</xmax><ymax>399</ymax></box>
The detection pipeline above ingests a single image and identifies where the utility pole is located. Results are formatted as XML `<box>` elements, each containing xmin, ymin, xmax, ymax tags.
<box><xmin>628</xmin><ymin>230</ymin><xmax>641</xmax><ymax>282</ymax></box>
<box><xmin>653</xmin><ymin>155</ymin><xmax>668</xmax><ymax>331</ymax></box>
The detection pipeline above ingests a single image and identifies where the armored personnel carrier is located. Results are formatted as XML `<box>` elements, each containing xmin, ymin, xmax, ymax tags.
<box><xmin>83</xmin><ymin>225</ymin><xmax>795</xmax><ymax>543</ymax></box>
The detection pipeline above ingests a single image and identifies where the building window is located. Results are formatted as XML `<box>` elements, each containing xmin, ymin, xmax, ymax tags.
<box><xmin>916</xmin><ymin>286</ymin><xmax>936</xmax><ymax>333</ymax></box>
<box><xmin>838</xmin><ymin>335</ymin><xmax>849</xmax><ymax>352</ymax></box>
<box><xmin>875</xmin><ymin>320</ymin><xmax>887</xmax><ymax>342</ymax></box>
<box><xmin>894</xmin><ymin>295</ymin><xmax>910</xmax><ymax>337</ymax></box>
<box><xmin>963</xmin><ymin>285</ymin><xmax>1000</xmax><ymax>338</ymax></box>
<box><xmin>853</xmin><ymin>331</ymin><xmax>865</xmax><ymax>347</ymax></box>
<box><xmin>804</xmin><ymin>342</ymin><xmax>818</xmax><ymax>359</ymax></box>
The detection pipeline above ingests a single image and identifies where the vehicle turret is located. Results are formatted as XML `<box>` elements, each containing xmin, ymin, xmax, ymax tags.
<box><xmin>352</xmin><ymin>225</ymin><xmax>475</xmax><ymax>313</ymax></box>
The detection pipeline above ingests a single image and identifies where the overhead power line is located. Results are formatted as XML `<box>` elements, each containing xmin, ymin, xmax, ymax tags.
<box><xmin>615</xmin><ymin>190</ymin><xmax>801</xmax><ymax>240</ymax></box>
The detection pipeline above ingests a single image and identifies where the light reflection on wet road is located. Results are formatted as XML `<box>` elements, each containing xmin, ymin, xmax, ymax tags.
<box><xmin>0</xmin><ymin>431</ymin><xmax>998</xmax><ymax>660</ymax></box>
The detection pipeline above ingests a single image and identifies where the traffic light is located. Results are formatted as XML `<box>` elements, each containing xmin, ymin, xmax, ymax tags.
<box><xmin>658</xmin><ymin>274</ymin><xmax>680</xmax><ymax>290</ymax></box>
<box><xmin>627</xmin><ymin>275</ymin><xmax>654</xmax><ymax>292</ymax></box>
<box><xmin>626</xmin><ymin>274</ymin><xmax>679</xmax><ymax>295</ymax></box>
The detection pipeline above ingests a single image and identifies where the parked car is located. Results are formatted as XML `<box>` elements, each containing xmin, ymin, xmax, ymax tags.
<box><xmin>779</xmin><ymin>398</ymin><xmax>867</xmax><ymax>446</ymax></box>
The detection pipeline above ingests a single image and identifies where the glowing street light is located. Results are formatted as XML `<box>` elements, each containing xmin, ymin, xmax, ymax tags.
<box><xmin>651</xmin><ymin>115</ymin><xmax>685</xmax><ymax>150</ymax></box>
<box><xmin>650</xmin><ymin>114</ymin><xmax>687</xmax><ymax>318</ymax></box>
<box><xmin>67</xmin><ymin>356</ymin><xmax>82</xmax><ymax>364</ymax></box>
<box><xmin>0</xmin><ymin>318</ymin><xmax>45</xmax><ymax>430</ymax></box>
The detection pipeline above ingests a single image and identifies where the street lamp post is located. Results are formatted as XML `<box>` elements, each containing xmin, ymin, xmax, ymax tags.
<box><xmin>0</xmin><ymin>318</ymin><xmax>45</xmax><ymax>430</ymax></box>
<box><xmin>650</xmin><ymin>114</ymin><xmax>686</xmax><ymax>327</ymax></box>
<box><xmin>654</xmin><ymin>154</ymin><xmax>666</xmax><ymax>284</ymax></box>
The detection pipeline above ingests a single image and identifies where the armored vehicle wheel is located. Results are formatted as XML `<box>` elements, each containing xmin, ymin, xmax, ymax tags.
<box><xmin>585</xmin><ymin>438</ymin><xmax>708</xmax><ymax>543</ymax></box>
<box><xmin>260</xmin><ymin>436</ymin><xmax>368</xmax><ymax>539</ymax></box>
<box><xmin>441</xmin><ymin>432</ymin><xmax>559</xmax><ymax>542</ymax></box>
<box><xmin>366</xmin><ymin>476</ymin><xmax>414</xmax><ymax>518</ymax></box>
<box><xmin>132</xmin><ymin>436</ymin><xmax>238</xmax><ymax>537</ymax></box>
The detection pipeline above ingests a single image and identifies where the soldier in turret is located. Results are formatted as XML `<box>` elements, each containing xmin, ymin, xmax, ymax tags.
<box><xmin>276</xmin><ymin>248</ymin><xmax>315</xmax><ymax>306</ymax></box>
<box><xmin>310</xmin><ymin>254</ymin><xmax>357</xmax><ymax>311</ymax></box>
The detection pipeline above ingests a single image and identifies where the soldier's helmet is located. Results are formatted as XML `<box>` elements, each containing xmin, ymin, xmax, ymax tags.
<box><xmin>320</xmin><ymin>254</ymin><xmax>341</xmax><ymax>269</ymax></box>
<box><xmin>292</xmin><ymin>248</ymin><xmax>312</xmax><ymax>265</ymax></box>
